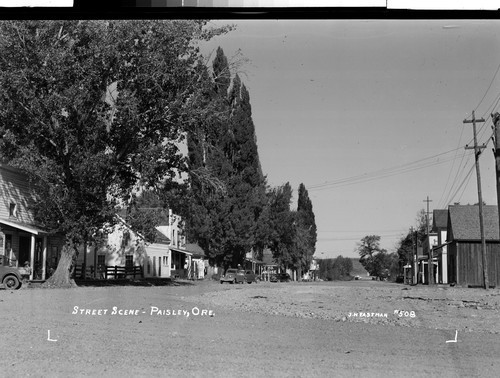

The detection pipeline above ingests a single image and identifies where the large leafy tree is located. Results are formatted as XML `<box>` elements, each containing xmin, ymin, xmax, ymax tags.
<box><xmin>357</xmin><ymin>235</ymin><xmax>389</xmax><ymax>279</ymax></box>
<box><xmin>396</xmin><ymin>209</ymin><xmax>430</xmax><ymax>273</ymax></box>
<box><xmin>0</xmin><ymin>20</ymin><xmax>230</xmax><ymax>287</ymax></box>
<box><xmin>318</xmin><ymin>255</ymin><xmax>353</xmax><ymax>281</ymax></box>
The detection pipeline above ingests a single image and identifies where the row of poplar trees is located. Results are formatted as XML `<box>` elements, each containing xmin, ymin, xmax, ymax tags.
<box><xmin>186</xmin><ymin>47</ymin><xmax>317</xmax><ymax>274</ymax></box>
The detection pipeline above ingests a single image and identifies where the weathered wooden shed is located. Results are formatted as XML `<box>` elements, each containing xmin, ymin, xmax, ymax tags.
<box><xmin>447</xmin><ymin>205</ymin><xmax>500</xmax><ymax>288</ymax></box>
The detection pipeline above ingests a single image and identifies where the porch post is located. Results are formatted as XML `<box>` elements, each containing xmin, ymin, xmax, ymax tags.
<box><xmin>167</xmin><ymin>249</ymin><xmax>171</xmax><ymax>278</ymax></box>
<box><xmin>435</xmin><ymin>259</ymin><xmax>439</xmax><ymax>284</ymax></box>
<box><xmin>30</xmin><ymin>234</ymin><xmax>35</xmax><ymax>280</ymax></box>
<box><xmin>83</xmin><ymin>241</ymin><xmax>87</xmax><ymax>280</ymax></box>
<box><xmin>93</xmin><ymin>245</ymin><xmax>98</xmax><ymax>279</ymax></box>
<box><xmin>442</xmin><ymin>247</ymin><xmax>448</xmax><ymax>284</ymax></box>
<box><xmin>42</xmin><ymin>236</ymin><xmax>47</xmax><ymax>280</ymax></box>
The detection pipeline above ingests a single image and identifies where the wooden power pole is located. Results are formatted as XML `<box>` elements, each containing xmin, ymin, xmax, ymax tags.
<box><xmin>464</xmin><ymin>110</ymin><xmax>489</xmax><ymax>290</ymax></box>
<box><xmin>412</xmin><ymin>226</ymin><xmax>417</xmax><ymax>285</ymax></box>
<box><xmin>423</xmin><ymin>196</ymin><xmax>433</xmax><ymax>284</ymax></box>
<box><xmin>491</xmin><ymin>112</ymin><xmax>500</xmax><ymax>285</ymax></box>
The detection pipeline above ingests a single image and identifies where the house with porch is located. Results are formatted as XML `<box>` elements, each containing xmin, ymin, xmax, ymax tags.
<box><xmin>421</xmin><ymin>231</ymin><xmax>438</xmax><ymax>284</ymax></box>
<box><xmin>244</xmin><ymin>249</ymin><xmax>266</xmax><ymax>276</ymax></box>
<box><xmin>76</xmin><ymin>209</ymin><xmax>196</xmax><ymax>280</ymax></box>
<box><xmin>184</xmin><ymin>243</ymin><xmax>207</xmax><ymax>279</ymax></box>
<box><xmin>0</xmin><ymin>164</ymin><xmax>65</xmax><ymax>280</ymax></box>
<box><xmin>430</xmin><ymin>209</ymin><xmax>449</xmax><ymax>284</ymax></box>
<box><xmin>446</xmin><ymin>204</ymin><xmax>500</xmax><ymax>288</ymax></box>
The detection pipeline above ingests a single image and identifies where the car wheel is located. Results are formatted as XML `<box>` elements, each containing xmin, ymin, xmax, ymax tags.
<box><xmin>220</xmin><ymin>280</ymin><xmax>223</xmax><ymax>284</ymax></box>
<box><xmin>3</xmin><ymin>275</ymin><xmax>20</xmax><ymax>290</ymax></box>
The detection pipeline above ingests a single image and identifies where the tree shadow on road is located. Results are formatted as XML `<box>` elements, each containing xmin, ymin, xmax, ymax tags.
<box><xmin>73</xmin><ymin>278</ymin><xmax>197</xmax><ymax>287</ymax></box>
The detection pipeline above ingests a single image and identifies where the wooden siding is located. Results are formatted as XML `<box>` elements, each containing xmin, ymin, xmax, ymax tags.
<box><xmin>0</xmin><ymin>165</ymin><xmax>36</xmax><ymax>224</ymax></box>
<box><xmin>455</xmin><ymin>242</ymin><xmax>500</xmax><ymax>287</ymax></box>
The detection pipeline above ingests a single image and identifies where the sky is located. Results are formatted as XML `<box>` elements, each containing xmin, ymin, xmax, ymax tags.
<box><xmin>199</xmin><ymin>19</ymin><xmax>500</xmax><ymax>259</ymax></box>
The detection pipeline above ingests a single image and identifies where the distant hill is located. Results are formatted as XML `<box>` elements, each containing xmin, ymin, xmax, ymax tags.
<box><xmin>350</xmin><ymin>258</ymin><xmax>369</xmax><ymax>277</ymax></box>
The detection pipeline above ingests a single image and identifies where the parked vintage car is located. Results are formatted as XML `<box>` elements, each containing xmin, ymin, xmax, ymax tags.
<box><xmin>271</xmin><ymin>272</ymin><xmax>291</xmax><ymax>282</ymax></box>
<box><xmin>243</xmin><ymin>270</ymin><xmax>259</xmax><ymax>283</ymax></box>
<box><xmin>220</xmin><ymin>268</ymin><xmax>245</xmax><ymax>284</ymax></box>
<box><xmin>0</xmin><ymin>265</ymin><xmax>23</xmax><ymax>290</ymax></box>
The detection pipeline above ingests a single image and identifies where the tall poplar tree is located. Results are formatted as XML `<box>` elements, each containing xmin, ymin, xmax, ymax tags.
<box><xmin>296</xmin><ymin>183</ymin><xmax>317</xmax><ymax>273</ymax></box>
<box><xmin>186</xmin><ymin>50</ymin><xmax>267</xmax><ymax>269</ymax></box>
<box><xmin>267</xmin><ymin>183</ymin><xmax>296</xmax><ymax>270</ymax></box>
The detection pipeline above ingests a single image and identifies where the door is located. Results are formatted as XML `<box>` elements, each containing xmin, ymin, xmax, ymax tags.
<box><xmin>19</xmin><ymin>236</ymin><xmax>31</xmax><ymax>266</ymax></box>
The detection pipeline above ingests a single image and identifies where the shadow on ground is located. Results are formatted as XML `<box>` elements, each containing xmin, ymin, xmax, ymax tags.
<box><xmin>71</xmin><ymin>278</ymin><xmax>197</xmax><ymax>288</ymax></box>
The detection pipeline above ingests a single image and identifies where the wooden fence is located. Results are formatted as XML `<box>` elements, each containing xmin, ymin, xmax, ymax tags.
<box><xmin>74</xmin><ymin>264</ymin><xmax>143</xmax><ymax>280</ymax></box>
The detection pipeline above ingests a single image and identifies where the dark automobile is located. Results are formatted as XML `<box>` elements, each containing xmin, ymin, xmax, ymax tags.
<box><xmin>243</xmin><ymin>270</ymin><xmax>259</xmax><ymax>283</ymax></box>
<box><xmin>220</xmin><ymin>268</ymin><xmax>245</xmax><ymax>284</ymax></box>
<box><xmin>0</xmin><ymin>265</ymin><xmax>23</xmax><ymax>290</ymax></box>
<box><xmin>271</xmin><ymin>272</ymin><xmax>291</xmax><ymax>282</ymax></box>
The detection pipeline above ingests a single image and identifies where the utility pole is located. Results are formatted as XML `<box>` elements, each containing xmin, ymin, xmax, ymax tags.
<box><xmin>464</xmin><ymin>110</ymin><xmax>489</xmax><ymax>290</ymax></box>
<box><xmin>411</xmin><ymin>226</ymin><xmax>417</xmax><ymax>284</ymax></box>
<box><xmin>491</xmin><ymin>112</ymin><xmax>500</xmax><ymax>285</ymax></box>
<box><xmin>423</xmin><ymin>196</ymin><xmax>433</xmax><ymax>284</ymax></box>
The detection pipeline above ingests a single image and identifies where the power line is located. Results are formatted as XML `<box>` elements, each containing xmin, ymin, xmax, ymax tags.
<box><xmin>440</xmin><ymin>112</ymin><xmax>496</xmax><ymax>208</ymax></box>
<box><xmin>440</xmin><ymin>150</ymin><xmax>473</xmax><ymax>207</ymax></box>
<box><xmin>318</xmin><ymin>233</ymin><xmax>405</xmax><ymax>242</ymax></box>
<box><xmin>443</xmin><ymin>160</ymin><xmax>475</xmax><ymax>206</ymax></box>
<box><xmin>438</xmin><ymin>122</ymin><xmax>466</xmax><ymax>207</ymax></box>
<box><xmin>474</xmin><ymin>61</ymin><xmax>500</xmax><ymax>112</ymax></box>
<box><xmin>457</xmin><ymin>164</ymin><xmax>476</xmax><ymax>203</ymax></box>
<box><xmin>308</xmin><ymin>147</ymin><xmax>467</xmax><ymax>192</ymax></box>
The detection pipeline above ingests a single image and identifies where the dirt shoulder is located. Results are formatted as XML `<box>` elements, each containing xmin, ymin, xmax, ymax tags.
<box><xmin>1</xmin><ymin>280</ymin><xmax>499</xmax><ymax>377</ymax></box>
<box><xmin>188</xmin><ymin>280</ymin><xmax>500</xmax><ymax>334</ymax></box>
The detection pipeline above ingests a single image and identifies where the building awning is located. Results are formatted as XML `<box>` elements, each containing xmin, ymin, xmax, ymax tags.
<box><xmin>0</xmin><ymin>218</ymin><xmax>47</xmax><ymax>235</ymax></box>
<box><xmin>169</xmin><ymin>246</ymin><xmax>192</xmax><ymax>256</ymax></box>
<box><xmin>245</xmin><ymin>258</ymin><xmax>265</xmax><ymax>264</ymax></box>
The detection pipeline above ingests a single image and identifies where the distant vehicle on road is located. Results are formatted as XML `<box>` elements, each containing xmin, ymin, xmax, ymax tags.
<box><xmin>0</xmin><ymin>265</ymin><xmax>23</xmax><ymax>290</ymax></box>
<box><xmin>271</xmin><ymin>272</ymin><xmax>291</xmax><ymax>282</ymax></box>
<box><xmin>243</xmin><ymin>270</ymin><xmax>259</xmax><ymax>283</ymax></box>
<box><xmin>220</xmin><ymin>268</ymin><xmax>245</xmax><ymax>284</ymax></box>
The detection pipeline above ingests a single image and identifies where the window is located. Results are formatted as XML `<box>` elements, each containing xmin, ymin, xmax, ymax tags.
<box><xmin>125</xmin><ymin>255</ymin><xmax>133</xmax><ymax>267</ymax></box>
<box><xmin>9</xmin><ymin>203</ymin><xmax>17</xmax><ymax>217</ymax></box>
<box><xmin>97</xmin><ymin>255</ymin><xmax>105</xmax><ymax>267</ymax></box>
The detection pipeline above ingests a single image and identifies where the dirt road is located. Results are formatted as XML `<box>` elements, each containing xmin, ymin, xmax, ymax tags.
<box><xmin>1</xmin><ymin>280</ymin><xmax>499</xmax><ymax>377</ymax></box>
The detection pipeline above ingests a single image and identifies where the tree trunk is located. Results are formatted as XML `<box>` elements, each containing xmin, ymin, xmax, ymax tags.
<box><xmin>42</xmin><ymin>242</ymin><xmax>77</xmax><ymax>288</ymax></box>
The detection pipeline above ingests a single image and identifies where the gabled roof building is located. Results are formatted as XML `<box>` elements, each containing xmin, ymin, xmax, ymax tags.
<box><xmin>0</xmin><ymin>164</ymin><xmax>65</xmax><ymax>280</ymax></box>
<box><xmin>447</xmin><ymin>204</ymin><xmax>500</xmax><ymax>288</ymax></box>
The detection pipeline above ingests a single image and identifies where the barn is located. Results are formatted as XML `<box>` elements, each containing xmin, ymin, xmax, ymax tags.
<box><xmin>447</xmin><ymin>204</ymin><xmax>500</xmax><ymax>288</ymax></box>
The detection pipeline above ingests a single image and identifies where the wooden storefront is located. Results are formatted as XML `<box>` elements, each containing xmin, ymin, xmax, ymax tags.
<box><xmin>448</xmin><ymin>241</ymin><xmax>500</xmax><ymax>288</ymax></box>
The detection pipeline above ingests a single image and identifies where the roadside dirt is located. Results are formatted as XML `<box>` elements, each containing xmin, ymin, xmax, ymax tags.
<box><xmin>191</xmin><ymin>280</ymin><xmax>500</xmax><ymax>334</ymax></box>
<box><xmin>1</xmin><ymin>279</ymin><xmax>499</xmax><ymax>377</ymax></box>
